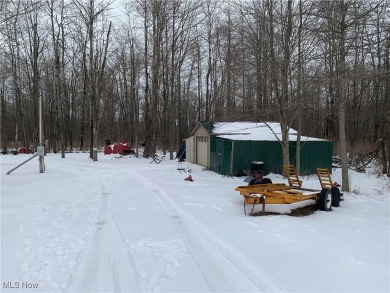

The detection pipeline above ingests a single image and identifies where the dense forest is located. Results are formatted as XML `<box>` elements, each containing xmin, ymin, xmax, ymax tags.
<box><xmin>1</xmin><ymin>0</ymin><xmax>389</xmax><ymax>179</ymax></box>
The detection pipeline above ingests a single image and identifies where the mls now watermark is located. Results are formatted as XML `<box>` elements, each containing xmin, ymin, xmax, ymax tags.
<box><xmin>3</xmin><ymin>281</ymin><xmax>39</xmax><ymax>289</ymax></box>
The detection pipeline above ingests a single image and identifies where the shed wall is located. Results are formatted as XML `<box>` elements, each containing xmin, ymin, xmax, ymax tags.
<box><xmin>210</xmin><ymin>137</ymin><xmax>333</xmax><ymax>176</ymax></box>
<box><xmin>232</xmin><ymin>140</ymin><xmax>283</xmax><ymax>175</ymax></box>
<box><xmin>289</xmin><ymin>141</ymin><xmax>333</xmax><ymax>174</ymax></box>
<box><xmin>210</xmin><ymin>138</ymin><xmax>232</xmax><ymax>174</ymax></box>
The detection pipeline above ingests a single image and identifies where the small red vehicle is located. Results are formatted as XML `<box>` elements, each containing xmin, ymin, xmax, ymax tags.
<box><xmin>104</xmin><ymin>139</ymin><xmax>135</xmax><ymax>156</ymax></box>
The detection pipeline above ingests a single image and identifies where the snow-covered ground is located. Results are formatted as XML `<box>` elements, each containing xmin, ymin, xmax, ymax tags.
<box><xmin>1</xmin><ymin>153</ymin><xmax>389</xmax><ymax>293</ymax></box>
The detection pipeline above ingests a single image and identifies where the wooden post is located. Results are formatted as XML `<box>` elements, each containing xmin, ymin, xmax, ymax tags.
<box><xmin>93</xmin><ymin>148</ymin><xmax>98</xmax><ymax>161</ymax></box>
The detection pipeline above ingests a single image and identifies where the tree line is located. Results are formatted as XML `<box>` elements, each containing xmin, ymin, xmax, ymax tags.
<box><xmin>1</xmin><ymin>0</ymin><xmax>389</xmax><ymax>182</ymax></box>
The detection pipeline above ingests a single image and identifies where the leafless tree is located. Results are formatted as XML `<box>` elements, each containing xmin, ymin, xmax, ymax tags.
<box><xmin>72</xmin><ymin>0</ymin><xmax>113</xmax><ymax>161</ymax></box>
<box><xmin>1</xmin><ymin>0</ymin><xmax>388</xmax><ymax>177</ymax></box>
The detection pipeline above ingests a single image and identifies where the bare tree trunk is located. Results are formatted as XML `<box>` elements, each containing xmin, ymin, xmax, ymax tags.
<box><xmin>338</xmin><ymin>1</ymin><xmax>350</xmax><ymax>192</ymax></box>
<box><xmin>225</xmin><ymin>9</ymin><xmax>233</xmax><ymax>117</ymax></box>
<box><xmin>80</xmin><ymin>40</ymin><xmax>88</xmax><ymax>151</ymax></box>
<box><xmin>88</xmin><ymin>0</ymin><xmax>97</xmax><ymax>160</ymax></box>
<box><xmin>49</xmin><ymin>0</ymin><xmax>66</xmax><ymax>158</ymax></box>
<box><xmin>130</xmin><ymin>37</ymin><xmax>138</xmax><ymax>150</ymax></box>
<box><xmin>1</xmin><ymin>86</ymin><xmax>7</xmax><ymax>153</ymax></box>
<box><xmin>21</xmin><ymin>3</ymin><xmax>42</xmax><ymax>154</ymax></box>
<box><xmin>268</xmin><ymin>0</ymin><xmax>292</xmax><ymax>168</ymax></box>
<box><xmin>382</xmin><ymin>14</ymin><xmax>390</xmax><ymax>175</ymax></box>
<box><xmin>71</xmin><ymin>0</ymin><xmax>112</xmax><ymax>161</ymax></box>
<box><xmin>143</xmin><ymin>0</ymin><xmax>152</xmax><ymax>158</ymax></box>
<box><xmin>204</xmin><ymin>0</ymin><xmax>216</xmax><ymax>121</ymax></box>
<box><xmin>8</xmin><ymin>2</ymin><xmax>27</xmax><ymax>150</ymax></box>
<box><xmin>380</xmin><ymin>141</ymin><xmax>387</xmax><ymax>175</ymax></box>
<box><xmin>150</xmin><ymin>0</ymin><xmax>162</xmax><ymax>155</ymax></box>
<box><xmin>295</xmin><ymin>0</ymin><xmax>303</xmax><ymax>174</ymax></box>
<box><xmin>168</xmin><ymin>17</ymin><xmax>175</xmax><ymax>158</ymax></box>
<box><xmin>197</xmin><ymin>40</ymin><xmax>202</xmax><ymax>121</ymax></box>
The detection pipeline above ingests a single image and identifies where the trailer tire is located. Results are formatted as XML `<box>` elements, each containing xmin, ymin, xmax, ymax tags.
<box><xmin>319</xmin><ymin>189</ymin><xmax>332</xmax><ymax>211</ymax></box>
<box><xmin>331</xmin><ymin>187</ymin><xmax>340</xmax><ymax>207</ymax></box>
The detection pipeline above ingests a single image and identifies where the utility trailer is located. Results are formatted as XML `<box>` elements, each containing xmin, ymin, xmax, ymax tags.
<box><xmin>235</xmin><ymin>166</ymin><xmax>340</xmax><ymax>215</ymax></box>
<box><xmin>235</xmin><ymin>184</ymin><xmax>333</xmax><ymax>215</ymax></box>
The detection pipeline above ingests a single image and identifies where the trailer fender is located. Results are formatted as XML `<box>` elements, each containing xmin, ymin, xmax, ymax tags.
<box><xmin>331</xmin><ymin>187</ymin><xmax>341</xmax><ymax>207</ymax></box>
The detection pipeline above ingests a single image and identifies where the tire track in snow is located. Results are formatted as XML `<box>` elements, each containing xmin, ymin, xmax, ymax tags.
<box><xmin>65</xmin><ymin>175</ymin><xmax>139</xmax><ymax>292</ymax></box>
<box><xmin>132</xmin><ymin>172</ymin><xmax>285</xmax><ymax>292</ymax></box>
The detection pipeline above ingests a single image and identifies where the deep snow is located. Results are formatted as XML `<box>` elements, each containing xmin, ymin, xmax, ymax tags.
<box><xmin>1</xmin><ymin>153</ymin><xmax>389</xmax><ymax>293</ymax></box>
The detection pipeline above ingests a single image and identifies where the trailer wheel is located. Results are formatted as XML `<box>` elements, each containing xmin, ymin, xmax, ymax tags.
<box><xmin>331</xmin><ymin>187</ymin><xmax>340</xmax><ymax>207</ymax></box>
<box><xmin>319</xmin><ymin>189</ymin><xmax>332</xmax><ymax>211</ymax></box>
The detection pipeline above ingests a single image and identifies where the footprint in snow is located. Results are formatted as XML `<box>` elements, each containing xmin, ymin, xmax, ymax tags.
<box><xmin>130</xmin><ymin>238</ymin><xmax>188</xmax><ymax>290</ymax></box>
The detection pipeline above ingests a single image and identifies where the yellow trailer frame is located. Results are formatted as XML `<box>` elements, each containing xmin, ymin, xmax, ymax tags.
<box><xmin>235</xmin><ymin>166</ymin><xmax>339</xmax><ymax>215</ymax></box>
<box><xmin>235</xmin><ymin>184</ymin><xmax>322</xmax><ymax>215</ymax></box>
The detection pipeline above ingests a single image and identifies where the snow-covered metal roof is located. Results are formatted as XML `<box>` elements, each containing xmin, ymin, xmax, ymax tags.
<box><xmin>209</xmin><ymin>122</ymin><xmax>326</xmax><ymax>142</ymax></box>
